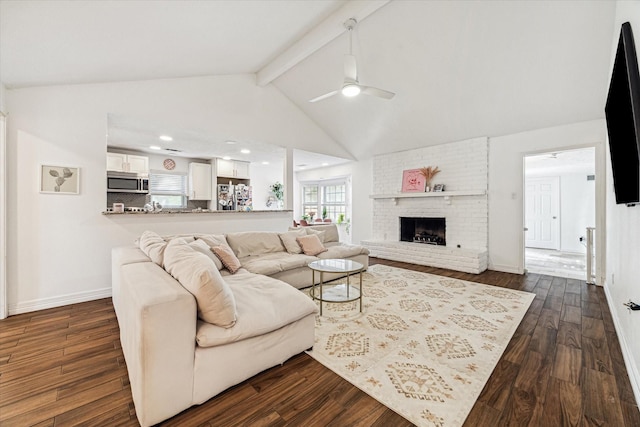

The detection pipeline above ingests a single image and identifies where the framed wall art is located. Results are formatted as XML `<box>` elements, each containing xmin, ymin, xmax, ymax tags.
<box><xmin>433</xmin><ymin>184</ymin><xmax>445</xmax><ymax>192</ymax></box>
<box><xmin>401</xmin><ymin>169</ymin><xmax>426</xmax><ymax>192</ymax></box>
<box><xmin>40</xmin><ymin>165</ymin><xmax>80</xmax><ymax>194</ymax></box>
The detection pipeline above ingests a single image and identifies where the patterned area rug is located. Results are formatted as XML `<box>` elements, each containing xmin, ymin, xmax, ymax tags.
<box><xmin>306</xmin><ymin>265</ymin><xmax>534</xmax><ymax>427</ymax></box>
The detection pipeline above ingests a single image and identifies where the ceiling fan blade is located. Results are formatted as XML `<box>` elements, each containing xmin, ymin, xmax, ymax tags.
<box><xmin>309</xmin><ymin>90</ymin><xmax>339</xmax><ymax>103</ymax></box>
<box><xmin>344</xmin><ymin>54</ymin><xmax>358</xmax><ymax>82</ymax></box>
<box><xmin>361</xmin><ymin>86</ymin><xmax>395</xmax><ymax>99</ymax></box>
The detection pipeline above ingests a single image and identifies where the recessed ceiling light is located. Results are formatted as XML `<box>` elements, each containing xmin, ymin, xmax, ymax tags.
<box><xmin>149</xmin><ymin>145</ymin><xmax>162</xmax><ymax>150</ymax></box>
<box><xmin>159</xmin><ymin>135</ymin><xmax>173</xmax><ymax>141</ymax></box>
<box><xmin>222</xmin><ymin>156</ymin><xmax>231</xmax><ymax>161</ymax></box>
<box><xmin>262</xmin><ymin>161</ymin><xmax>269</xmax><ymax>165</ymax></box>
<box><xmin>240</xmin><ymin>149</ymin><xmax>251</xmax><ymax>154</ymax></box>
<box><xmin>321</xmin><ymin>162</ymin><xmax>329</xmax><ymax>166</ymax></box>
<box><xmin>226</xmin><ymin>141</ymin><xmax>236</xmax><ymax>145</ymax></box>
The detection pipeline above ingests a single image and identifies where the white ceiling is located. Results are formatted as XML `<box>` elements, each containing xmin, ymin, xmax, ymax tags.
<box><xmin>0</xmin><ymin>0</ymin><xmax>345</xmax><ymax>87</ymax></box>
<box><xmin>525</xmin><ymin>147</ymin><xmax>596</xmax><ymax>176</ymax></box>
<box><xmin>0</xmin><ymin>1</ymin><xmax>617</xmax><ymax>160</ymax></box>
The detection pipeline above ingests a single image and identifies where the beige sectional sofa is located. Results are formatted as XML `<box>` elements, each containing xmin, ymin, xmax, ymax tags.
<box><xmin>111</xmin><ymin>224</ymin><xmax>369</xmax><ymax>426</ymax></box>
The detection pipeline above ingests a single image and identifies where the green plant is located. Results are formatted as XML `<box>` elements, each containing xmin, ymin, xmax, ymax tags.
<box><xmin>302</xmin><ymin>214</ymin><xmax>310</xmax><ymax>221</ymax></box>
<box><xmin>336</xmin><ymin>214</ymin><xmax>350</xmax><ymax>235</ymax></box>
<box><xmin>322</xmin><ymin>207</ymin><xmax>327</xmax><ymax>220</ymax></box>
<box><xmin>269</xmin><ymin>182</ymin><xmax>284</xmax><ymax>200</ymax></box>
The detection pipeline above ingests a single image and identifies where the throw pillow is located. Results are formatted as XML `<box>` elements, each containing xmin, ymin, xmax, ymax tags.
<box><xmin>305</xmin><ymin>228</ymin><xmax>326</xmax><ymax>243</ymax></box>
<box><xmin>138</xmin><ymin>230</ymin><xmax>167</xmax><ymax>266</ymax></box>
<box><xmin>211</xmin><ymin>245</ymin><xmax>243</xmax><ymax>274</ymax></box>
<box><xmin>164</xmin><ymin>239</ymin><xmax>237</xmax><ymax>328</ymax></box>
<box><xmin>278</xmin><ymin>229</ymin><xmax>306</xmax><ymax>254</ymax></box>
<box><xmin>296</xmin><ymin>234</ymin><xmax>328</xmax><ymax>256</ymax></box>
<box><xmin>189</xmin><ymin>239</ymin><xmax>224</xmax><ymax>270</ymax></box>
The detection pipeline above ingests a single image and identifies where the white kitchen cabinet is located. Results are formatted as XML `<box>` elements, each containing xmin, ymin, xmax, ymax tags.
<box><xmin>107</xmin><ymin>152</ymin><xmax>149</xmax><ymax>175</ymax></box>
<box><xmin>216</xmin><ymin>158</ymin><xmax>250</xmax><ymax>179</ymax></box>
<box><xmin>189</xmin><ymin>162</ymin><xmax>212</xmax><ymax>200</ymax></box>
<box><xmin>126</xmin><ymin>155</ymin><xmax>149</xmax><ymax>174</ymax></box>
<box><xmin>234</xmin><ymin>161</ymin><xmax>250</xmax><ymax>179</ymax></box>
<box><xmin>106</xmin><ymin>152</ymin><xmax>127</xmax><ymax>172</ymax></box>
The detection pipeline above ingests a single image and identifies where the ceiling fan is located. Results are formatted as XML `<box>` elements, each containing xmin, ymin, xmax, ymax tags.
<box><xmin>309</xmin><ymin>18</ymin><xmax>395</xmax><ymax>103</ymax></box>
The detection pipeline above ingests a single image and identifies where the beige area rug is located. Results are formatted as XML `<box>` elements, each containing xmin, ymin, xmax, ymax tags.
<box><xmin>306</xmin><ymin>265</ymin><xmax>535</xmax><ymax>427</ymax></box>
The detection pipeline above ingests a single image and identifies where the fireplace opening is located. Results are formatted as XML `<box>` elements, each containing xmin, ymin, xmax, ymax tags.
<box><xmin>400</xmin><ymin>217</ymin><xmax>446</xmax><ymax>246</ymax></box>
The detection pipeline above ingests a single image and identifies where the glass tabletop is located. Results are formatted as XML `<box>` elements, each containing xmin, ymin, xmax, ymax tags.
<box><xmin>308</xmin><ymin>258</ymin><xmax>364</xmax><ymax>273</ymax></box>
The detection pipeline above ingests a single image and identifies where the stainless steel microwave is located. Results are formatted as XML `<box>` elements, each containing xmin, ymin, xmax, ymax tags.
<box><xmin>107</xmin><ymin>173</ymin><xmax>149</xmax><ymax>193</ymax></box>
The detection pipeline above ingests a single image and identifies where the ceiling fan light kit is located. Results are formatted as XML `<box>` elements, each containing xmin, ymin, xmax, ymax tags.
<box><xmin>309</xmin><ymin>18</ymin><xmax>395</xmax><ymax>103</ymax></box>
<box><xmin>341</xmin><ymin>83</ymin><xmax>361</xmax><ymax>97</ymax></box>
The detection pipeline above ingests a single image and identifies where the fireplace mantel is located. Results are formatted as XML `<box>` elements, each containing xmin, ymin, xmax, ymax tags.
<box><xmin>369</xmin><ymin>190</ymin><xmax>486</xmax><ymax>205</ymax></box>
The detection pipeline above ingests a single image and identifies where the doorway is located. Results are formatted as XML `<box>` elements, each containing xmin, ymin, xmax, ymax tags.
<box><xmin>524</xmin><ymin>148</ymin><xmax>596</xmax><ymax>280</ymax></box>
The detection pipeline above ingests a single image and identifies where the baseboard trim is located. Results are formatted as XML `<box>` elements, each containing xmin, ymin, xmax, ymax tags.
<box><xmin>488</xmin><ymin>264</ymin><xmax>523</xmax><ymax>274</ymax></box>
<box><xmin>8</xmin><ymin>288</ymin><xmax>112</xmax><ymax>316</ymax></box>
<box><xmin>604</xmin><ymin>284</ymin><xmax>640</xmax><ymax>407</ymax></box>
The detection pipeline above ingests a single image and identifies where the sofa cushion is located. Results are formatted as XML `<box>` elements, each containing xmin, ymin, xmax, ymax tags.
<box><xmin>195</xmin><ymin>273</ymin><xmax>318</xmax><ymax>348</ymax></box>
<box><xmin>317</xmin><ymin>243</ymin><xmax>370</xmax><ymax>259</ymax></box>
<box><xmin>304</xmin><ymin>228</ymin><xmax>326</xmax><ymax>243</ymax></box>
<box><xmin>240</xmin><ymin>252</ymin><xmax>316</xmax><ymax>276</ymax></box>
<box><xmin>195</xmin><ymin>234</ymin><xmax>228</xmax><ymax>248</ymax></box>
<box><xmin>211</xmin><ymin>245</ymin><xmax>242</xmax><ymax>274</ymax></box>
<box><xmin>297</xmin><ymin>234</ymin><xmax>328</xmax><ymax>256</ymax></box>
<box><xmin>138</xmin><ymin>230</ymin><xmax>167</xmax><ymax>266</ymax></box>
<box><xmin>304</xmin><ymin>224</ymin><xmax>340</xmax><ymax>243</ymax></box>
<box><xmin>278</xmin><ymin>229</ymin><xmax>306</xmax><ymax>254</ymax></box>
<box><xmin>164</xmin><ymin>239</ymin><xmax>237</xmax><ymax>328</ymax></box>
<box><xmin>187</xmin><ymin>239</ymin><xmax>223</xmax><ymax>270</ymax></box>
<box><xmin>226</xmin><ymin>231</ymin><xmax>285</xmax><ymax>258</ymax></box>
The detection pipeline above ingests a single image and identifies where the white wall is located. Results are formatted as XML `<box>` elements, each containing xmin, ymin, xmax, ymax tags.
<box><xmin>604</xmin><ymin>0</ymin><xmax>640</xmax><ymax>405</ymax></box>
<box><xmin>559</xmin><ymin>174</ymin><xmax>596</xmax><ymax>253</ymax></box>
<box><xmin>250</xmin><ymin>160</ymin><xmax>284</xmax><ymax>211</ymax></box>
<box><xmin>488</xmin><ymin>120</ymin><xmax>606</xmax><ymax>273</ymax></box>
<box><xmin>0</xmin><ymin>83</ymin><xmax>6</xmax><ymax>319</ymax></box>
<box><xmin>294</xmin><ymin>160</ymin><xmax>373</xmax><ymax>245</ymax></box>
<box><xmin>5</xmin><ymin>74</ymin><xmax>343</xmax><ymax>314</ymax></box>
<box><xmin>525</xmin><ymin>171</ymin><xmax>596</xmax><ymax>254</ymax></box>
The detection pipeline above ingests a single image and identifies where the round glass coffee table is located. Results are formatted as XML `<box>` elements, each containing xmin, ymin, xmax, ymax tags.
<box><xmin>308</xmin><ymin>259</ymin><xmax>364</xmax><ymax>315</ymax></box>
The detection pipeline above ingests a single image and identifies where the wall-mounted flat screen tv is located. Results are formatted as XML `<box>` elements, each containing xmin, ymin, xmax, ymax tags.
<box><xmin>605</xmin><ymin>22</ymin><xmax>640</xmax><ymax>206</ymax></box>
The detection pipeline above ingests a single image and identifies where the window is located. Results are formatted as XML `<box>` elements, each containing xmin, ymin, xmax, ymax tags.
<box><xmin>301</xmin><ymin>179</ymin><xmax>348</xmax><ymax>221</ymax></box>
<box><xmin>149</xmin><ymin>171</ymin><xmax>187</xmax><ymax>208</ymax></box>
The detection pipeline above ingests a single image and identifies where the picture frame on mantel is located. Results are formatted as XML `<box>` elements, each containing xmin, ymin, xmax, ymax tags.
<box><xmin>401</xmin><ymin>169</ymin><xmax>426</xmax><ymax>192</ymax></box>
<box><xmin>433</xmin><ymin>184</ymin><xmax>445</xmax><ymax>192</ymax></box>
<box><xmin>40</xmin><ymin>164</ymin><xmax>80</xmax><ymax>194</ymax></box>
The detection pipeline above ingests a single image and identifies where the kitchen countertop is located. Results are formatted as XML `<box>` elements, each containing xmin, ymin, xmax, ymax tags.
<box><xmin>102</xmin><ymin>209</ymin><xmax>293</xmax><ymax>215</ymax></box>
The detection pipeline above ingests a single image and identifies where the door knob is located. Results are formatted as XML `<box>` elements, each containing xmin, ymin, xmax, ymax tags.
<box><xmin>552</xmin><ymin>216</ymin><xmax>557</xmax><ymax>219</ymax></box>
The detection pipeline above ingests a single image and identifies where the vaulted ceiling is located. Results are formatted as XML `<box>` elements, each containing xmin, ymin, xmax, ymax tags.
<box><xmin>0</xmin><ymin>1</ymin><xmax>617</xmax><ymax>160</ymax></box>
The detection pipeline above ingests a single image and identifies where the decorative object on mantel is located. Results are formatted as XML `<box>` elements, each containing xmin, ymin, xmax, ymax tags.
<box><xmin>163</xmin><ymin>158</ymin><xmax>176</xmax><ymax>170</ymax></box>
<box><xmin>40</xmin><ymin>165</ymin><xmax>79</xmax><ymax>194</ymax></box>
<box><xmin>401</xmin><ymin>169</ymin><xmax>427</xmax><ymax>193</ymax></box>
<box><xmin>433</xmin><ymin>184</ymin><xmax>445</xmax><ymax>192</ymax></box>
<box><xmin>419</xmin><ymin>166</ymin><xmax>441</xmax><ymax>192</ymax></box>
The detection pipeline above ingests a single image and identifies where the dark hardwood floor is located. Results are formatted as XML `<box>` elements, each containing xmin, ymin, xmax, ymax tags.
<box><xmin>1</xmin><ymin>258</ymin><xmax>638</xmax><ymax>426</ymax></box>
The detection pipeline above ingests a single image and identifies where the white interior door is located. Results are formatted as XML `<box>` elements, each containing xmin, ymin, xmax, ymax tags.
<box><xmin>525</xmin><ymin>176</ymin><xmax>560</xmax><ymax>250</ymax></box>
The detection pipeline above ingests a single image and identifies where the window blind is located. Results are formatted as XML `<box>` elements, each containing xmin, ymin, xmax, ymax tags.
<box><xmin>149</xmin><ymin>172</ymin><xmax>187</xmax><ymax>195</ymax></box>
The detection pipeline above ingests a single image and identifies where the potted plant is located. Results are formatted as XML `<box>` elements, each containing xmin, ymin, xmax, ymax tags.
<box><xmin>269</xmin><ymin>182</ymin><xmax>284</xmax><ymax>208</ymax></box>
<box><xmin>336</xmin><ymin>214</ymin><xmax>351</xmax><ymax>242</ymax></box>
<box><xmin>322</xmin><ymin>207</ymin><xmax>327</xmax><ymax>220</ymax></box>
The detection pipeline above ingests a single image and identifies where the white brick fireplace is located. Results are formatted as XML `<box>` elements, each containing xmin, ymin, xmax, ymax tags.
<box><xmin>363</xmin><ymin>137</ymin><xmax>489</xmax><ymax>273</ymax></box>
